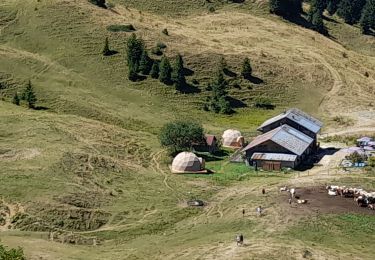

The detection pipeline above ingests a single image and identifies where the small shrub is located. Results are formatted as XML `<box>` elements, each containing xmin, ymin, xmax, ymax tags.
<box><xmin>12</xmin><ymin>92</ymin><xmax>20</xmax><ymax>106</ymax></box>
<box><xmin>0</xmin><ymin>243</ymin><xmax>26</xmax><ymax>260</ymax></box>
<box><xmin>192</xmin><ymin>79</ymin><xmax>199</xmax><ymax>85</ymax></box>
<box><xmin>151</xmin><ymin>46</ymin><xmax>163</xmax><ymax>56</ymax></box>
<box><xmin>364</xmin><ymin>71</ymin><xmax>369</xmax><ymax>77</ymax></box>
<box><xmin>254</xmin><ymin>97</ymin><xmax>275</xmax><ymax>109</ymax></box>
<box><xmin>156</xmin><ymin>42</ymin><xmax>167</xmax><ymax>49</ymax></box>
<box><xmin>346</xmin><ymin>152</ymin><xmax>367</xmax><ymax>163</ymax></box>
<box><xmin>342</xmin><ymin>52</ymin><xmax>348</xmax><ymax>58</ymax></box>
<box><xmin>368</xmin><ymin>157</ymin><xmax>375</xmax><ymax>167</ymax></box>
<box><xmin>162</xmin><ymin>28</ymin><xmax>169</xmax><ymax>36</ymax></box>
<box><xmin>208</xmin><ymin>5</ymin><xmax>215</xmax><ymax>13</ymax></box>
<box><xmin>107</xmin><ymin>24</ymin><xmax>135</xmax><ymax>32</ymax></box>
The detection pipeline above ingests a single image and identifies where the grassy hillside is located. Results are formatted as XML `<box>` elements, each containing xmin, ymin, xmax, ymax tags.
<box><xmin>1</xmin><ymin>0</ymin><xmax>375</xmax><ymax>259</ymax></box>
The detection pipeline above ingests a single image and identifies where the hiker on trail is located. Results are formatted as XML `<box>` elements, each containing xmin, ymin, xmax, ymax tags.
<box><xmin>256</xmin><ymin>206</ymin><xmax>262</xmax><ymax>216</ymax></box>
<box><xmin>242</xmin><ymin>208</ymin><xmax>245</xmax><ymax>217</ymax></box>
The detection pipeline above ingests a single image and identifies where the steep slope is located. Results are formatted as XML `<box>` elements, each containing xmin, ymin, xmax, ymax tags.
<box><xmin>1</xmin><ymin>0</ymin><xmax>375</xmax><ymax>259</ymax></box>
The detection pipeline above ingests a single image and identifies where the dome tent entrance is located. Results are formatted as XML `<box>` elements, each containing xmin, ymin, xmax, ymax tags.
<box><xmin>222</xmin><ymin>129</ymin><xmax>244</xmax><ymax>149</ymax></box>
<box><xmin>171</xmin><ymin>152</ymin><xmax>207</xmax><ymax>174</ymax></box>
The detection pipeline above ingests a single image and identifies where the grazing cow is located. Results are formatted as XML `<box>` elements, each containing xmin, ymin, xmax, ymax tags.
<box><xmin>280</xmin><ymin>186</ymin><xmax>288</xmax><ymax>192</ymax></box>
<box><xmin>290</xmin><ymin>188</ymin><xmax>296</xmax><ymax>198</ymax></box>
<box><xmin>356</xmin><ymin>196</ymin><xmax>368</xmax><ymax>207</ymax></box>
<box><xmin>328</xmin><ymin>190</ymin><xmax>337</xmax><ymax>196</ymax></box>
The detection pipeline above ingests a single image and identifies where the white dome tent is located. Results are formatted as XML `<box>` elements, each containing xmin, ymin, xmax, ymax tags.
<box><xmin>222</xmin><ymin>129</ymin><xmax>244</xmax><ymax>148</ymax></box>
<box><xmin>171</xmin><ymin>152</ymin><xmax>206</xmax><ymax>173</ymax></box>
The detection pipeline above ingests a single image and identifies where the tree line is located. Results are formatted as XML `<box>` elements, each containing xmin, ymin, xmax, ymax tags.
<box><xmin>124</xmin><ymin>34</ymin><xmax>186</xmax><ymax>90</ymax></box>
<box><xmin>12</xmin><ymin>80</ymin><xmax>37</xmax><ymax>109</ymax></box>
<box><xmin>270</xmin><ymin>0</ymin><xmax>375</xmax><ymax>35</ymax></box>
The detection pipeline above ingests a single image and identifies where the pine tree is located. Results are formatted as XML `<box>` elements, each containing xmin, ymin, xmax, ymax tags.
<box><xmin>308</xmin><ymin>0</ymin><xmax>326</xmax><ymax>22</ymax></box>
<box><xmin>360</xmin><ymin>0</ymin><xmax>375</xmax><ymax>34</ymax></box>
<box><xmin>128</xmin><ymin>66</ymin><xmax>138</xmax><ymax>81</ymax></box>
<box><xmin>213</xmin><ymin>70</ymin><xmax>227</xmax><ymax>97</ymax></box>
<box><xmin>126</xmin><ymin>34</ymin><xmax>145</xmax><ymax>78</ymax></box>
<box><xmin>150</xmin><ymin>61</ymin><xmax>160</xmax><ymax>79</ymax></box>
<box><xmin>241</xmin><ymin>57</ymin><xmax>252</xmax><ymax>79</ymax></box>
<box><xmin>23</xmin><ymin>81</ymin><xmax>37</xmax><ymax>109</ymax></box>
<box><xmin>311</xmin><ymin>10</ymin><xmax>327</xmax><ymax>34</ymax></box>
<box><xmin>218</xmin><ymin>96</ymin><xmax>231</xmax><ymax>114</ymax></box>
<box><xmin>139</xmin><ymin>50</ymin><xmax>153</xmax><ymax>75</ymax></box>
<box><xmin>337</xmin><ymin>0</ymin><xmax>366</xmax><ymax>25</ymax></box>
<box><xmin>171</xmin><ymin>54</ymin><xmax>186</xmax><ymax>89</ymax></box>
<box><xmin>269</xmin><ymin>0</ymin><xmax>283</xmax><ymax>15</ymax></box>
<box><xmin>206</xmin><ymin>69</ymin><xmax>231</xmax><ymax>114</ymax></box>
<box><xmin>12</xmin><ymin>92</ymin><xmax>20</xmax><ymax>106</ymax></box>
<box><xmin>219</xmin><ymin>56</ymin><xmax>227</xmax><ymax>72</ymax></box>
<box><xmin>327</xmin><ymin>0</ymin><xmax>339</xmax><ymax>15</ymax></box>
<box><xmin>159</xmin><ymin>56</ymin><xmax>172</xmax><ymax>84</ymax></box>
<box><xmin>269</xmin><ymin>0</ymin><xmax>302</xmax><ymax>18</ymax></box>
<box><xmin>102</xmin><ymin>37</ymin><xmax>111</xmax><ymax>56</ymax></box>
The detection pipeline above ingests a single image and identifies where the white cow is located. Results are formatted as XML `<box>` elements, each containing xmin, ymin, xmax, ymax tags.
<box><xmin>290</xmin><ymin>188</ymin><xmax>296</xmax><ymax>198</ymax></box>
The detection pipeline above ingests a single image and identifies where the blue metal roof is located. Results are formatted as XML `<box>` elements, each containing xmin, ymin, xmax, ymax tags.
<box><xmin>243</xmin><ymin>125</ymin><xmax>313</xmax><ymax>156</ymax></box>
<box><xmin>258</xmin><ymin>108</ymin><xmax>323</xmax><ymax>134</ymax></box>
<box><xmin>251</xmin><ymin>153</ymin><xmax>297</xmax><ymax>162</ymax></box>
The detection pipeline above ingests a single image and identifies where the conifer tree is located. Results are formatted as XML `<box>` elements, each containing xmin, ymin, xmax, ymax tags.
<box><xmin>206</xmin><ymin>69</ymin><xmax>231</xmax><ymax>114</ymax></box>
<box><xmin>102</xmin><ymin>37</ymin><xmax>111</xmax><ymax>56</ymax></box>
<box><xmin>12</xmin><ymin>92</ymin><xmax>20</xmax><ymax>106</ymax></box>
<box><xmin>23</xmin><ymin>81</ymin><xmax>37</xmax><ymax>109</ymax></box>
<box><xmin>219</xmin><ymin>56</ymin><xmax>227</xmax><ymax>72</ymax></box>
<box><xmin>337</xmin><ymin>0</ymin><xmax>366</xmax><ymax>25</ymax></box>
<box><xmin>171</xmin><ymin>54</ymin><xmax>186</xmax><ymax>89</ymax></box>
<box><xmin>150</xmin><ymin>61</ymin><xmax>160</xmax><ymax>79</ymax></box>
<box><xmin>311</xmin><ymin>10</ymin><xmax>327</xmax><ymax>34</ymax></box>
<box><xmin>128</xmin><ymin>66</ymin><xmax>138</xmax><ymax>82</ymax></box>
<box><xmin>308</xmin><ymin>0</ymin><xmax>326</xmax><ymax>22</ymax></box>
<box><xmin>126</xmin><ymin>34</ymin><xmax>145</xmax><ymax>79</ymax></box>
<box><xmin>241</xmin><ymin>57</ymin><xmax>252</xmax><ymax>79</ymax></box>
<box><xmin>360</xmin><ymin>0</ymin><xmax>375</xmax><ymax>34</ymax></box>
<box><xmin>269</xmin><ymin>0</ymin><xmax>283</xmax><ymax>15</ymax></box>
<box><xmin>139</xmin><ymin>50</ymin><xmax>153</xmax><ymax>75</ymax></box>
<box><xmin>327</xmin><ymin>0</ymin><xmax>339</xmax><ymax>15</ymax></box>
<box><xmin>269</xmin><ymin>0</ymin><xmax>302</xmax><ymax>18</ymax></box>
<box><xmin>159</xmin><ymin>56</ymin><xmax>172</xmax><ymax>84</ymax></box>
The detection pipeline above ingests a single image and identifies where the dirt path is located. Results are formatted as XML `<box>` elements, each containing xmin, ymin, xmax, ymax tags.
<box><xmin>151</xmin><ymin>150</ymin><xmax>175</xmax><ymax>192</ymax></box>
<box><xmin>322</xmin><ymin>127</ymin><xmax>375</xmax><ymax>137</ymax></box>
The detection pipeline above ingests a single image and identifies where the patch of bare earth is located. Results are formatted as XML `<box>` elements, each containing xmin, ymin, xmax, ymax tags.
<box><xmin>0</xmin><ymin>148</ymin><xmax>41</xmax><ymax>161</ymax></box>
<box><xmin>280</xmin><ymin>186</ymin><xmax>375</xmax><ymax>216</ymax></box>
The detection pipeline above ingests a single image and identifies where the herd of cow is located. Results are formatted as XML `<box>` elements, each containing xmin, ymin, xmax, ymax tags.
<box><xmin>326</xmin><ymin>185</ymin><xmax>375</xmax><ymax>210</ymax></box>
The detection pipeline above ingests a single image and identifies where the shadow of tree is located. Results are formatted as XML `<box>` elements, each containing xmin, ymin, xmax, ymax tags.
<box><xmin>34</xmin><ymin>106</ymin><xmax>49</xmax><ymax>111</ymax></box>
<box><xmin>103</xmin><ymin>50</ymin><xmax>119</xmax><ymax>57</ymax></box>
<box><xmin>177</xmin><ymin>83</ymin><xmax>201</xmax><ymax>94</ymax></box>
<box><xmin>227</xmin><ymin>96</ymin><xmax>247</xmax><ymax>109</ymax></box>
<box><xmin>223</xmin><ymin>68</ymin><xmax>237</xmax><ymax>78</ymax></box>
<box><xmin>183</xmin><ymin>68</ymin><xmax>194</xmax><ymax>76</ymax></box>
<box><xmin>247</xmin><ymin>75</ymin><xmax>264</xmax><ymax>84</ymax></box>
